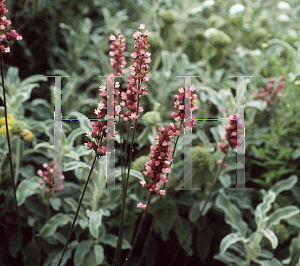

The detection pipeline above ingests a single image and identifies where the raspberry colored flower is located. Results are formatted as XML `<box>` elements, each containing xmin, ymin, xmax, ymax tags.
<box><xmin>84</xmin><ymin>75</ymin><xmax>121</xmax><ymax>157</ymax></box>
<box><xmin>171</xmin><ymin>86</ymin><xmax>198</xmax><ymax>127</ymax></box>
<box><xmin>254</xmin><ymin>76</ymin><xmax>286</xmax><ymax>112</ymax></box>
<box><xmin>141</xmin><ymin>123</ymin><xmax>180</xmax><ymax>196</ymax></box>
<box><xmin>37</xmin><ymin>160</ymin><xmax>65</xmax><ymax>193</ymax></box>
<box><xmin>218</xmin><ymin>113</ymin><xmax>243</xmax><ymax>154</ymax></box>
<box><xmin>0</xmin><ymin>1</ymin><xmax>22</xmax><ymax>53</ymax></box>
<box><xmin>109</xmin><ymin>30</ymin><xmax>127</xmax><ymax>76</ymax></box>
<box><xmin>137</xmin><ymin>202</ymin><xmax>147</xmax><ymax>210</ymax></box>
<box><xmin>120</xmin><ymin>24</ymin><xmax>151</xmax><ymax>122</ymax></box>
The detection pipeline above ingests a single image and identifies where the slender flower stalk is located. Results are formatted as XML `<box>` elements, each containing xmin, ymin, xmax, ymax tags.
<box><xmin>123</xmin><ymin>123</ymin><xmax>179</xmax><ymax>266</ymax></box>
<box><xmin>0</xmin><ymin>1</ymin><xmax>24</xmax><ymax>264</ymax></box>
<box><xmin>57</xmin><ymin>77</ymin><xmax>120</xmax><ymax>266</ymax></box>
<box><xmin>169</xmin><ymin>113</ymin><xmax>241</xmax><ymax>266</ymax></box>
<box><xmin>113</xmin><ymin>23</ymin><xmax>151</xmax><ymax>266</ymax></box>
<box><xmin>138</xmin><ymin>86</ymin><xmax>198</xmax><ymax>265</ymax></box>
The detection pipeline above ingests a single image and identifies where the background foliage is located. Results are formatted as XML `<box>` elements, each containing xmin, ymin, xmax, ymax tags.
<box><xmin>1</xmin><ymin>0</ymin><xmax>300</xmax><ymax>265</ymax></box>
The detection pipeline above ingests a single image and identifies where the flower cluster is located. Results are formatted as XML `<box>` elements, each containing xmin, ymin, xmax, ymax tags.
<box><xmin>109</xmin><ymin>30</ymin><xmax>127</xmax><ymax>76</ymax></box>
<box><xmin>0</xmin><ymin>113</ymin><xmax>14</xmax><ymax>136</ymax></box>
<box><xmin>0</xmin><ymin>114</ymin><xmax>33</xmax><ymax>140</ymax></box>
<box><xmin>0</xmin><ymin>0</ymin><xmax>22</xmax><ymax>53</ymax></box>
<box><xmin>84</xmin><ymin>76</ymin><xmax>121</xmax><ymax>157</ymax></box>
<box><xmin>37</xmin><ymin>161</ymin><xmax>65</xmax><ymax>193</ymax></box>
<box><xmin>171</xmin><ymin>86</ymin><xmax>198</xmax><ymax>127</ymax></box>
<box><xmin>139</xmin><ymin>123</ymin><xmax>180</xmax><ymax>195</ymax></box>
<box><xmin>120</xmin><ymin>23</ymin><xmax>151</xmax><ymax>121</ymax></box>
<box><xmin>254</xmin><ymin>76</ymin><xmax>286</xmax><ymax>112</ymax></box>
<box><xmin>218</xmin><ymin>113</ymin><xmax>244</xmax><ymax>154</ymax></box>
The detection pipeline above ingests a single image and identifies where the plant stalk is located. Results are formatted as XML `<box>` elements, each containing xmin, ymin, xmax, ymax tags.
<box><xmin>57</xmin><ymin>153</ymin><xmax>98</xmax><ymax>266</ymax></box>
<box><xmin>0</xmin><ymin>51</ymin><xmax>26</xmax><ymax>266</ymax></box>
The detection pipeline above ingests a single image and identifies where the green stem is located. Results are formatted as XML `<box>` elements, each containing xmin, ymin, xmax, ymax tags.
<box><xmin>0</xmin><ymin>51</ymin><xmax>26</xmax><ymax>266</ymax></box>
<box><xmin>168</xmin><ymin>152</ymin><xmax>228</xmax><ymax>266</ymax></box>
<box><xmin>57</xmin><ymin>154</ymin><xmax>98</xmax><ymax>266</ymax></box>
<box><xmin>202</xmin><ymin>63</ymin><xmax>211</xmax><ymax>86</ymax></box>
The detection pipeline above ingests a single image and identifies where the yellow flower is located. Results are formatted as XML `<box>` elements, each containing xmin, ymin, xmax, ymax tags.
<box><xmin>21</xmin><ymin>129</ymin><xmax>33</xmax><ymax>141</ymax></box>
<box><xmin>294</xmin><ymin>80</ymin><xmax>300</xmax><ymax>85</ymax></box>
<box><xmin>262</xmin><ymin>43</ymin><xmax>268</xmax><ymax>48</ymax></box>
<box><xmin>0</xmin><ymin>125</ymin><xmax>12</xmax><ymax>136</ymax></box>
<box><xmin>0</xmin><ymin>114</ymin><xmax>15</xmax><ymax>125</ymax></box>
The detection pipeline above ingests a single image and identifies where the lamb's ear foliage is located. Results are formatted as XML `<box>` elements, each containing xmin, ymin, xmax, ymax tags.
<box><xmin>214</xmin><ymin>175</ymin><xmax>300</xmax><ymax>265</ymax></box>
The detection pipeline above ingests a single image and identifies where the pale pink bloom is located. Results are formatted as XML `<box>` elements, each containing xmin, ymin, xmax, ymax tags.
<box><xmin>159</xmin><ymin>190</ymin><xmax>166</xmax><ymax>196</ymax></box>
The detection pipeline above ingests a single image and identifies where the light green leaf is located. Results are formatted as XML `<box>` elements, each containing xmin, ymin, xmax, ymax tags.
<box><xmin>174</xmin><ymin>217</ymin><xmax>193</xmax><ymax>256</ymax></box>
<box><xmin>94</xmin><ymin>244</ymin><xmax>104</xmax><ymax>264</ymax></box>
<box><xmin>74</xmin><ymin>240</ymin><xmax>93</xmax><ymax>266</ymax></box>
<box><xmin>266</xmin><ymin>206</ymin><xmax>299</xmax><ymax>229</ymax></box>
<box><xmin>37</xmin><ymin>213</ymin><xmax>72</xmax><ymax>237</ymax></box>
<box><xmin>261</xmin><ymin>229</ymin><xmax>278</xmax><ymax>249</ymax></box>
<box><xmin>219</xmin><ymin>232</ymin><xmax>248</xmax><ymax>253</ymax></box>
<box><xmin>270</xmin><ymin>175</ymin><xmax>298</xmax><ymax>195</ymax></box>
<box><xmin>255</xmin><ymin>190</ymin><xmax>276</xmax><ymax>228</ymax></box>
<box><xmin>189</xmin><ymin>202</ymin><xmax>201</xmax><ymax>222</ymax></box>
<box><xmin>215</xmin><ymin>189</ymin><xmax>248</xmax><ymax>237</ymax></box>
<box><xmin>49</xmin><ymin>197</ymin><xmax>61</xmax><ymax>211</ymax></box>
<box><xmin>86</xmin><ymin>209</ymin><xmax>110</xmax><ymax>239</ymax></box>
<box><xmin>16</xmin><ymin>179</ymin><xmax>41</xmax><ymax>206</ymax></box>
<box><xmin>137</xmin><ymin>127</ymin><xmax>150</xmax><ymax>149</ymax></box>
<box><xmin>101</xmin><ymin>234</ymin><xmax>131</xmax><ymax>250</ymax></box>
<box><xmin>245</xmin><ymin>100</ymin><xmax>267</xmax><ymax>111</ymax></box>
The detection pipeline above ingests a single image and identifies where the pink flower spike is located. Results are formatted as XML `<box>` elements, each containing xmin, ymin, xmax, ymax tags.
<box><xmin>140</xmin><ymin>180</ymin><xmax>146</xmax><ymax>187</ymax></box>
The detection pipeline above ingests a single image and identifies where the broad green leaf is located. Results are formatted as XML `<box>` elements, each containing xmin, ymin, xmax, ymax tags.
<box><xmin>86</xmin><ymin>209</ymin><xmax>110</xmax><ymax>239</ymax></box>
<box><xmin>245</xmin><ymin>100</ymin><xmax>267</xmax><ymax>111</ymax></box>
<box><xmin>74</xmin><ymin>240</ymin><xmax>93</xmax><ymax>266</ymax></box>
<box><xmin>214</xmin><ymin>251</ymin><xmax>245</xmax><ymax>264</ymax></box>
<box><xmin>215</xmin><ymin>189</ymin><xmax>248</xmax><ymax>237</ymax></box>
<box><xmin>50</xmin><ymin>249</ymin><xmax>72</xmax><ymax>266</ymax></box>
<box><xmin>282</xmin><ymin>232</ymin><xmax>300</xmax><ymax>265</ymax></box>
<box><xmin>174</xmin><ymin>217</ymin><xmax>193</xmax><ymax>256</ymax></box>
<box><xmin>16</xmin><ymin>179</ymin><xmax>41</xmax><ymax>206</ymax></box>
<box><xmin>156</xmin><ymin>201</ymin><xmax>179</xmax><ymax>241</ymax></box>
<box><xmin>49</xmin><ymin>197</ymin><xmax>61</xmax><ymax>211</ymax></box>
<box><xmin>101</xmin><ymin>234</ymin><xmax>131</xmax><ymax>250</ymax></box>
<box><xmin>64</xmin><ymin>197</ymin><xmax>85</xmax><ymax>218</ymax></box>
<box><xmin>266</xmin><ymin>206</ymin><xmax>299</xmax><ymax>229</ymax></box>
<box><xmin>261</xmin><ymin>229</ymin><xmax>278</xmax><ymax>249</ymax></box>
<box><xmin>287</xmin><ymin>214</ymin><xmax>300</xmax><ymax>227</ymax></box>
<box><xmin>219</xmin><ymin>232</ymin><xmax>248</xmax><ymax>253</ymax></box>
<box><xmin>94</xmin><ymin>244</ymin><xmax>104</xmax><ymax>264</ymax></box>
<box><xmin>37</xmin><ymin>213</ymin><xmax>72</xmax><ymax>237</ymax></box>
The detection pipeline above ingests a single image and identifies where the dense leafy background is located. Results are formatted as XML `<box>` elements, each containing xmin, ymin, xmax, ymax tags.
<box><xmin>1</xmin><ymin>0</ymin><xmax>300</xmax><ymax>265</ymax></box>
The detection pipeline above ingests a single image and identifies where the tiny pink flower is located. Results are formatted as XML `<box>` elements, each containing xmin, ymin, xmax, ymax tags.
<box><xmin>159</xmin><ymin>190</ymin><xmax>166</xmax><ymax>196</ymax></box>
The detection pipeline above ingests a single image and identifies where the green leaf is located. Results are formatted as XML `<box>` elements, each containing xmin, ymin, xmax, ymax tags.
<box><xmin>156</xmin><ymin>201</ymin><xmax>179</xmax><ymax>241</ymax></box>
<box><xmin>37</xmin><ymin>213</ymin><xmax>72</xmax><ymax>237</ymax></box>
<box><xmin>216</xmin><ymin>189</ymin><xmax>248</xmax><ymax>237</ymax></box>
<box><xmin>25</xmin><ymin>237</ymin><xmax>41</xmax><ymax>266</ymax></box>
<box><xmin>94</xmin><ymin>244</ymin><xmax>104</xmax><ymax>264</ymax></box>
<box><xmin>101</xmin><ymin>234</ymin><xmax>131</xmax><ymax>250</ymax></box>
<box><xmin>266</xmin><ymin>206</ymin><xmax>299</xmax><ymax>229</ymax></box>
<box><xmin>49</xmin><ymin>197</ymin><xmax>61</xmax><ymax>211</ymax></box>
<box><xmin>64</xmin><ymin>197</ymin><xmax>85</xmax><ymax>218</ymax></box>
<box><xmin>261</xmin><ymin>229</ymin><xmax>278</xmax><ymax>249</ymax></box>
<box><xmin>189</xmin><ymin>202</ymin><xmax>201</xmax><ymax>223</ymax></box>
<box><xmin>270</xmin><ymin>175</ymin><xmax>298</xmax><ymax>195</ymax></box>
<box><xmin>137</xmin><ymin>126</ymin><xmax>150</xmax><ymax>149</ymax></box>
<box><xmin>86</xmin><ymin>209</ymin><xmax>110</xmax><ymax>239</ymax></box>
<box><xmin>255</xmin><ymin>190</ymin><xmax>276</xmax><ymax>229</ymax></box>
<box><xmin>161</xmin><ymin>50</ymin><xmax>172</xmax><ymax>78</ymax></box>
<box><xmin>219</xmin><ymin>232</ymin><xmax>248</xmax><ymax>253</ymax></box>
<box><xmin>50</xmin><ymin>249</ymin><xmax>72</xmax><ymax>266</ymax></box>
<box><xmin>201</xmin><ymin>44</ymin><xmax>217</xmax><ymax>60</ymax></box>
<box><xmin>174</xmin><ymin>217</ymin><xmax>193</xmax><ymax>256</ymax></box>
<box><xmin>16</xmin><ymin>179</ymin><xmax>41</xmax><ymax>206</ymax></box>
<box><xmin>74</xmin><ymin>240</ymin><xmax>93</xmax><ymax>266</ymax></box>
<box><xmin>245</xmin><ymin>100</ymin><xmax>267</xmax><ymax>111</ymax></box>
